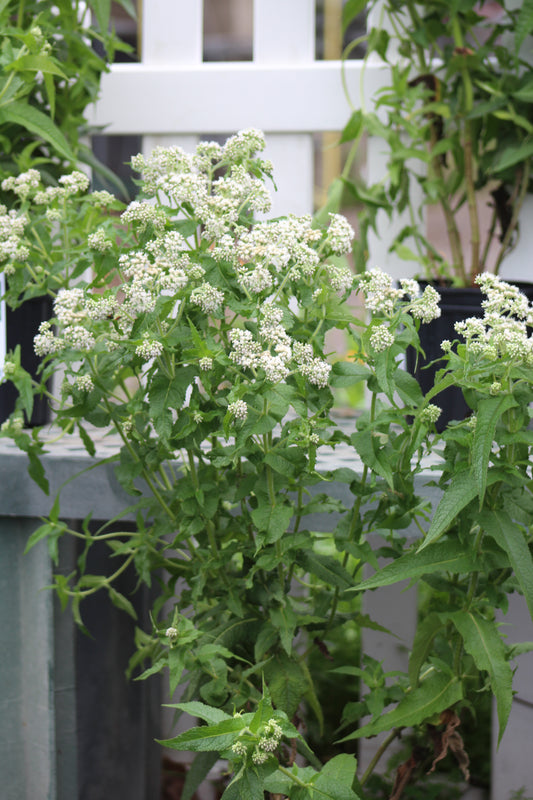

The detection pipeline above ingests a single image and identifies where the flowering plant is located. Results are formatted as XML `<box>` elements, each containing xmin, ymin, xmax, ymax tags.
<box><xmin>2</xmin><ymin>131</ymin><xmax>533</xmax><ymax>798</ymax></box>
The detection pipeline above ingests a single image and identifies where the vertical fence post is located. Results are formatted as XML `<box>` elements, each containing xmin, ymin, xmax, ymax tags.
<box><xmin>253</xmin><ymin>0</ymin><xmax>315</xmax><ymax>217</ymax></box>
<box><xmin>140</xmin><ymin>0</ymin><xmax>203</xmax><ymax>156</ymax></box>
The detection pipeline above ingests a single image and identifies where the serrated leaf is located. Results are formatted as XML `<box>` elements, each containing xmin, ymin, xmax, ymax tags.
<box><xmin>264</xmin><ymin>653</ymin><xmax>308</xmax><ymax>717</ymax></box>
<box><xmin>158</xmin><ymin>717</ymin><xmax>244</xmax><ymax>752</ymax></box>
<box><xmin>472</xmin><ymin>395</ymin><xmax>517</xmax><ymax>505</ymax></box>
<box><xmin>270</xmin><ymin>603</ymin><xmax>297</xmax><ymax>656</ymax></box>
<box><xmin>350</xmin><ymin>540</ymin><xmax>476</xmax><ymax>592</ymax></box>
<box><xmin>516</xmin><ymin>0</ymin><xmax>533</xmax><ymax>51</ymax></box>
<box><xmin>296</xmin><ymin>550</ymin><xmax>353</xmax><ymax>590</ymax></box>
<box><xmin>7</xmin><ymin>54</ymin><xmax>67</xmax><ymax>79</ymax></box>
<box><xmin>480</xmin><ymin>509</ymin><xmax>533</xmax><ymax>621</ymax></box>
<box><xmin>0</xmin><ymin>101</ymin><xmax>75</xmax><ymax>161</ymax></box>
<box><xmin>313</xmin><ymin>754</ymin><xmax>361</xmax><ymax>799</ymax></box>
<box><xmin>350</xmin><ymin>430</ymin><xmax>394</xmax><ymax>488</ymax></box>
<box><xmin>252</xmin><ymin>502</ymin><xmax>293</xmax><ymax>545</ymax></box>
<box><xmin>448</xmin><ymin>611</ymin><xmax>512</xmax><ymax>741</ymax></box>
<box><xmin>339</xmin><ymin>671</ymin><xmax>462</xmax><ymax>741</ymax></box>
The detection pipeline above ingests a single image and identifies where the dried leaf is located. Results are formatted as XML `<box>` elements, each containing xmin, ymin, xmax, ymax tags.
<box><xmin>389</xmin><ymin>753</ymin><xmax>420</xmax><ymax>800</ymax></box>
<box><xmin>428</xmin><ymin>709</ymin><xmax>470</xmax><ymax>781</ymax></box>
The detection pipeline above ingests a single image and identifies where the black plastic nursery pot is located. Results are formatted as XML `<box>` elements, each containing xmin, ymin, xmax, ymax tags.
<box><xmin>0</xmin><ymin>296</ymin><xmax>53</xmax><ymax>427</ymax></box>
<box><xmin>406</xmin><ymin>282</ymin><xmax>533</xmax><ymax>432</ymax></box>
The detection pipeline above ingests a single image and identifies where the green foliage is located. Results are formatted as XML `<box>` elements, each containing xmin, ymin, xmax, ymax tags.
<box><xmin>340</xmin><ymin>0</ymin><xmax>533</xmax><ymax>284</ymax></box>
<box><xmin>0</xmin><ymin>0</ymin><xmax>134</xmax><ymax>197</ymax></box>
<box><xmin>2</xmin><ymin>133</ymin><xmax>533</xmax><ymax>797</ymax></box>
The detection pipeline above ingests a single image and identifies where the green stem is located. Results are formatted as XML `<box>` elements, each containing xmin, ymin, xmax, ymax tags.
<box><xmin>359</xmin><ymin>728</ymin><xmax>403</xmax><ymax>786</ymax></box>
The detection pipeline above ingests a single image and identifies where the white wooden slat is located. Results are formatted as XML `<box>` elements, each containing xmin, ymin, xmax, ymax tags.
<box><xmin>253</xmin><ymin>0</ymin><xmax>315</xmax><ymax>62</ymax></box>
<box><xmin>262</xmin><ymin>133</ymin><xmax>314</xmax><ymax>217</ymax></box>
<box><xmin>89</xmin><ymin>61</ymin><xmax>388</xmax><ymax>135</ymax></box>
<box><xmin>141</xmin><ymin>0</ymin><xmax>203</xmax><ymax>64</ymax></box>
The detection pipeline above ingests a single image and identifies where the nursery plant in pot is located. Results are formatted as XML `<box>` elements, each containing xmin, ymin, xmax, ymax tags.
<box><xmin>339</xmin><ymin>0</ymin><xmax>533</xmax><ymax>428</ymax></box>
<box><xmin>0</xmin><ymin>0</ymin><xmax>133</xmax><ymax>425</ymax></box>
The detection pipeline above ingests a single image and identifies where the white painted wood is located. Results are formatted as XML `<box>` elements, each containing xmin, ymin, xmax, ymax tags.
<box><xmin>498</xmin><ymin>195</ymin><xmax>533</xmax><ymax>285</ymax></box>
<box><xmin>141</xmin><ymin>0</ymin><xmax>203</xmax><ymax>64</ymax></box>
<box><xmin>253</xmin><ymin>0</ymin><xmax>315</xmax><ymax>62</ymax></box>
<box><xmin>262</xmin><ymin>133</ymin><xmax>314</xmax><ymax>217</ymax></box>
<box><xmin>89</xmin><ymin>61</ymin><xmax>388</xmax><ymax>134</ymax></box>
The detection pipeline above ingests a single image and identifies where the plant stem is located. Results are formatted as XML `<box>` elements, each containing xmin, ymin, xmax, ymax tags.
<box><xmin>359</xmin><ymin>727</ymin><xmax>403</xmax><ymax>786</ymax></box>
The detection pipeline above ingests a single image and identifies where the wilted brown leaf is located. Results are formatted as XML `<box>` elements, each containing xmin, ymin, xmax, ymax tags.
<box><xmin>428</xmin><ymin>708</ymin><xmax>470</xmax><ymax>781</ymax></box>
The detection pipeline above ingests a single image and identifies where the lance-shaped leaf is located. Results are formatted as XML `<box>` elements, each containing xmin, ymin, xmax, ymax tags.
<box><xmin>0</xmin><ymin>101</ymin><xmax>75</xmax><ymax>161</ymax></box>
<box><xmin>480</xmin><ymin>509</ymin><xmax>533</xmax><ymax>621</ymax></box>
<box><xmin>447</xmin><ymin>611</ymin><xmax>512</xmax><ymax>741</ymax></box>
<box><xmin>348</xmin><ymin>540</ymin><xmax>476</xmax><ymax>593</ymax></box>
<box><xmin>420</xmin><ymin>470</ymin><xmax>478</xmax><ymax>550</ymax></box>
<box><xmin>157</xmin><ymin>717</ymin><xmax>245</xmax><ymax>752</ymax></box>
<box><xmin>181</xmin><ymin>752</ymin><xmax>220</xmax><ymax>800</ymax></box>
<box><xmin>339</xmin><ymin>671</ymin><xmax>463</xmax><ymax>741</ymax></box>
<box><xmin>472</xmin><ymin>395</ymin><xmax>517</xmax><ymax>506</ymax></box>
<box><xmin>164</xmin><ymin>701</ymin><xmax>232</xmax><ymax>725</ymax></box>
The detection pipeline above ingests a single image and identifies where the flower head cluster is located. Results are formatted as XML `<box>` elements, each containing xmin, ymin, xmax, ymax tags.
<box><xmin>58</xmin><ymin>171</ymin><xmax>90</xmax><ymax>196</ymax></box>
<box><xmin>0</xmin><ymin>205</ymin><xmax>28</xmax><ymax>268</ymax></box>
<box><xmin>409</xmin><ymin>285</ymin><xmax>441</xmax><ymax>323</ymax></box>
<box><xmin>454</xmin><ymin>276</ymin><xmax>533</xmax><ymax>366</ymax></box>
<box><xmin>228</xmin><ymin>400</ymin><xmax>248</xmax><ymax>421</ymax></box>
<box><xmin>88</xmin><ymin>228</ymin><xmax>113</xmax><ymax>253</ymax></box>
<box><xmin>2</xmin><ymin>169</ymin><xmax>41</xmax><ymax>200</ymax></box>
<box><xmin>358</xmin><ymin>269</ymin><xmax>404</xmax><ymax>316</ymax></box>
<box><xmin>370</xmin><ymin>324</ymin><xmax>395</xmax><ymax>353</ymax></box>
<box><xmin>327</xmin><ymin>213</ymin><xmax>355</xmax><ymax>255</ymax></box>
<box><xmin>420</xmin><ymin>404</ymin><xmax>442</xmax><ymax>425</ymax></box>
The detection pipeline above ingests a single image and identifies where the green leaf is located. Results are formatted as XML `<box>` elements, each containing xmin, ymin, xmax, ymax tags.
<box><xmin>350</xmin><ymin>540</ymin><xmax>476</xmax><ymax>592</ymax></box>
<box><xmin>77</xmin><ymin>422</ymin><xmax>96</xmax><ymax>457</ymax></box>
<box><xmin>181</xmin><ymin>752</ymin><xmax>220</xmax><ymax>800</ymax></box>
<box><xmin>0</xmin><ymin>101</ymin><xmax>75</xmax><ymax>161</ymax></box>
<box><xmin>473</xmin><ymin>395</ymin><xmax>517</xmax><ymax>505</ymax></box>
<box><xmin>165</xmin><ymin>701</ymin><xmax>232</xmax><ymax>725</ymax></box>
<box><xmin>420</xmin><ymin>470</ymin><xmax>478</xmax><ymax>549</ymax></box>
<box><xmin>339</xmin><ymin>671</ymin><xmax>462</xmax><ymax>740</ymax></box>
<box><xmin>108</xmin><ymin>587</ymin><xmax>137</xmax><ymax>619</ymax></box>
<box><xmin>168</xmin><ymin>647</ymin><xmax>187</xmax><ymax>694</ymax></box>
<box><xmin>516</xmin><ymin>0</ymin><xmax>533</xmax><ymax>52</ymax></box>
<box><xmin>270</xmin><ymin>603</ymin><xmax>298</xmax><ymax>656</ymax></box>
<box><xmin>6</xmin><ymin>54</ymin><xmax>67</xmax><ymax>79</ymax></box>
<box><xmin>409</xmin><ymin>613</ymin><xmax>445</xmax><ymax>686</ymax></box>
<box><xmin>491</xmin><ymin>140</ymin><xmax>533</xmax><ymax>174</ymax></box>
<box><xmin>252</xmin><ymin>502</ymin><xmax>293</xmax><ymax>545</ymax></box>
<box><xmin>313</xmin><ymin>754</ymin><xmax>361</xmax><ymax>799</ymax></box>
<box><xmin>264</xmin><ymin>653</ymin><xmax>308</xmax><ymax>717</ymax></box>
<box><xmin>296</xmin><ymin>551</ymin><xmax>353</xmax><ymax>590</ymax></box>
<box><xmin>158</xmin><ymin>717</ymin><xmax>245</xmax><ymax>752</ymax></box>
<box><xmin>222</xmin><ymin>761</ymin><xmax>275</xmax><ymax>800</ymax></box>
<box><xmin>480</xmin><ymin>509</ymin><xmax>533</xmax><ymax>621</ymax></box>
<box><xmin>330</xmin><ymin>360</ymin><xmax>372</xmax><ymax>388</ymax></box>
<box><xmin>350</xmin><ymin>430</ymin><xmax>394</xmax><ymax>488</ymax></box>
<box><xmin>90</xmin><ymin>0</ymin><xmax>112</xmax><ymax>33</ymax></box>
<box><xmin>24</xmin><ymin>521</ymin><xmax>64</xmax><ymax>554</ymax></box>
<box><xmin>448</xmin><ymin>611</ymin><xmax>512</xmax><ymax>741</ymax></box>
<box><xmin>342</xmin><ymin>0</ymin><xmax>367</xmax><ymax>32</ymax></box>
<box><xmin>340</xmin><ymin>110</ymin><xmax>364</xmax><ymax>143</ymax></box>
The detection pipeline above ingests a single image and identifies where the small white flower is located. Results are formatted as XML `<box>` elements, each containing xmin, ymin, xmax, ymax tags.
<box><xmin>370</xmin><ymin>324</ymin><xmax>394</xmax><ymax>353</ymax></box>
<box><xmin>327</xmin><ymin>213</ymin><xmax>354</xmax><ymax>255</ymax></box>
<box><xmin>190</xmin><ymin>282</ymin><xmax>224</xmax><ymax>314</ymax></box>
<box><xmin>199</xmin><ymin>356</ymin><xmax>213</xmax><ymax>371</ymax></box>
<box><xmin>135</xmin><ymin>336</ymin><xmax>163</xmax><ymax>360</ymax></box>
<box><xmin>228</xmin><ymin>400</ymin><xmax>248</xmax><ymax>421</ymax></box>
<box><xmin>73</xmin><ymin>374</ymin><xmax>94</xmax><ymax>392</ymax></box>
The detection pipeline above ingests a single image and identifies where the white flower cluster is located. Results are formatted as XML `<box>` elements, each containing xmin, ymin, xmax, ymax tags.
<box><xmin>2</xmin><ymin>169</ymin><xmax>41</xmax><ymax>200</ymax></box>
<box><xmin>327</xmin><ymin>263</ymin><xmax>355</xmax><ymax>294</ymax></box>
<box><xmin>58</xmin><ymin>171</ymin><xmax>90</xmax><ymax>195</ymax></box>
<box><xmin>358</xmin><ymin>269</ymin><xmax>441</xmax><ymax>323</ymax></box>
<box><xmin>121</xmin><ymin>201</ymin><xmax>167</xmax><ymax>233</ymax></box>
<box><xmin>370</xmin><ymin>324</ymin><xmax>395</xmax><ymax>353</ymax></box>
<box><xmin>358</xmin><ymin>269</ymin><xmax>405</xmax><ymax>316</ymax></box>
<box><xmin>294</xmin><ymin>342</ymin><xmax>331</xmax><ymax>388</ymax></box>
<box><xmin>135</xmin><ymin>335</ymin><xmax>163</xmax><ymax>360</ymax></box>
<box><xmin>88</xmin><ymin>228</ymin><xmax>112</xmax><ymax>253</ymax></box>
<box><xmin>73</xmin><ymin>374</ymin><xmax>94</xmax><ymax>392</ymax></box>
<box><xmin>454</xmin><ymin>275</ymin><xmax>533</xmax><ymax>365</ymax></box>
<box><xmin>190</xmin><ymin>282</ymin><xmax>224</xmax><ymax>314</ymax></box>
<box><xmin>0</xmin><ymin>205</ymin><xmax>28</xmax><ymax>268</ymax></box>
<box><xmin>228</xmin><ymin>400</ymin><xmax>248</xmax><ymax>421</ymax></box>
<box><xmin>251</xmin><ymin>718</ymin><xmax>283</xmax><ymax>764</ymax></box>
<box><xmin>409</xmin><ymin>285</ymin><xmax>441</xmax><ymax>323</ymax></box>
<box><xmin>54</xmin><ymin>288</ymin><xmax>85</xmax><ymax>324</ymax></box>
<box><xmin>34</xmin><ymin>321</ymin><xmax>63</xmax><ymax>356</ymax></box>
<box><xmin>327</xmin><ymin>213</ymin><xmax>355</xmax><ymax>255</ymax></box>
<box><xmin>91</xmin><ymin>190</ymin><xmax>116</xmax><ymax>207</ymax></box>
<box><xmin>420</xmin><ymin>404</ymin><xmax>441</xmax><ymax>424</ymax></box>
